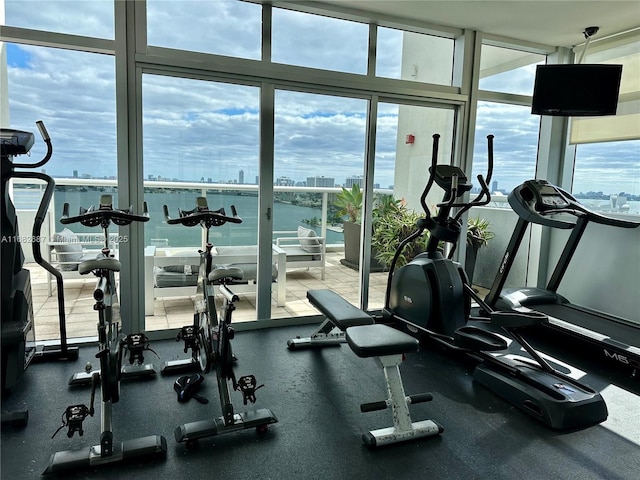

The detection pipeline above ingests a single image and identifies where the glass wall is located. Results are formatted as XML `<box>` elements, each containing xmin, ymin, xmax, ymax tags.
<box><xmin>13</xmin><ymin>0</ymin><xmax>629</xmax><ymax>338</ymax></box>
<box><xmin>368</xmin><ymin>102</ymin><xmax>456</xmax><ymax>309</ymax></box>
<box><xmin>3</xmin><ymin>42</ymin><xmax>116</xmax><ymax>340</ymax></box>
<box><xmin>142</xmin><ymin>74</ymin><xmax>260</xmax><ymax>328</ymax></box>
<box><xmin>273</xmin><ymin>89</ymin><xmax>368</xmax><ymax>312</ymax></box>
<box><xmin>146</xmin><ymin>0</ymin><xmax>261</xmax><ymax>59</ymax></box>
<box><xmin>271</xmin><ymin>8</ymin><xmax>369</xmax><ymax>74</ymax></box>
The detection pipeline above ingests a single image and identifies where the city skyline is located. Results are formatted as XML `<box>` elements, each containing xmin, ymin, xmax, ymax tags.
<box><xmin>42</xmin><ymin>168</ymin><xmax>640</xmax><ymax>201</ymax></box>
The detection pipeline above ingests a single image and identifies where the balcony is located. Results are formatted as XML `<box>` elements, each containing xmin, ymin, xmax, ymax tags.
<box><xmin>25</xmin><ymin>249</ymin><xmax>390</xmax><ymax>341</ymax></box>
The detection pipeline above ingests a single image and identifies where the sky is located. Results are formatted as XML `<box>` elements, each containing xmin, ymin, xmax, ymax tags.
<box><xmin>3</xmin><ymin>0</ymin><xmax>639</xmax><ymax>197</ymax></box>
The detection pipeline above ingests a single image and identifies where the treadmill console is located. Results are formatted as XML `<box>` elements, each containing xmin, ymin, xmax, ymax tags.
<box><xmin>508</xmin><ymin>179</ymin><xmax>576</xmax><ymax>228</ymax></box>
<box><xmin>528</xmin><ymin>181</ymin><xmax>571</xmax><ymax>211</ymax></box>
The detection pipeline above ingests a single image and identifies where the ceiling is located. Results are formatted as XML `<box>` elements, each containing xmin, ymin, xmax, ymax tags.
<box><xmin>302</xmin><ymin>0</ymin><xmax>640</xmax><ymax>48</ymax></box>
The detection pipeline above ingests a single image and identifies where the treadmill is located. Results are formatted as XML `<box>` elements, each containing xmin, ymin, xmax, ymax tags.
<box><xmin>485</xmin><ymin>179</ymin><xmax>640</xmax><ymax>376</ymax></box>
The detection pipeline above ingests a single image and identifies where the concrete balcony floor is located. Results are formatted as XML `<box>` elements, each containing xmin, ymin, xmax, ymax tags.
<box><xmin>26</xmin><ymin>251</ymin><xmax>390</xmax><ymax>341</ymax></box>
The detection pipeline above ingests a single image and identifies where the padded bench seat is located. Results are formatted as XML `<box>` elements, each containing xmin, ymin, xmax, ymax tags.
<box><xmin>346</xmin><ymin>324</ymin><xmax>419</xmax><ymax>358</ymax></box>
<box><xmin>306</xmin><ymin>289</ymin><xmax>373</xmax><ymax>329</ymax></box>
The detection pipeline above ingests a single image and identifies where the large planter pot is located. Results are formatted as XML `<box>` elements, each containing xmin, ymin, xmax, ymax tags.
<box><xmin>340</xmin><ymin>221</ymin><xmax>385</xmax><ymax>272</ymax></box>
<box><xmin>465</xmin><ymin>243</ymin><xmax>479</xmax><ymax>284</ymax></box>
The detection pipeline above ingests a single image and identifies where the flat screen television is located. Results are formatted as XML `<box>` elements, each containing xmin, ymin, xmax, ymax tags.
<box><xmin>531</xmin><ymin>64</ymin><xmax>622</xmax><ymax>116</ymax></box>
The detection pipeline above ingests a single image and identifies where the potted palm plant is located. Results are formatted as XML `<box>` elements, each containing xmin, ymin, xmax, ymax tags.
<box><xmin>334</xmin><ymin>185</ymin><xmax>384</xmax><ymax>271</ymax></box>
<box><xmin>334</xmin><ymin>184</ymin><xmax>362</xmax><ymax>269</ymax></box>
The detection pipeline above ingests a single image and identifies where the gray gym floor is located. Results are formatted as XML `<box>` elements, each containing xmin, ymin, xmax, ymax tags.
<box><xmin>2</xmin><ymin>324</ymin><xmax>639</xmax><ymax>479</ymax></box>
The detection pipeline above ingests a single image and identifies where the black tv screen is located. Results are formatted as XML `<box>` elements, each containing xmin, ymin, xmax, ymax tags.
<box><xmin>531</xmin><ymin>64</ymin><xmax>622</xmax><ymax>116</ymax></box>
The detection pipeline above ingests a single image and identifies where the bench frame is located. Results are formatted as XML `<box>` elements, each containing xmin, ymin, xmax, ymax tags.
<box><xmin>293</xmin><ymin>289</ymin><xmax>443</xmax><ymax>447</ymax></box>
<box><xmin>287</xmin><ymin>289</ymin><xmax>373</xmax><ymax>349</ymax></box>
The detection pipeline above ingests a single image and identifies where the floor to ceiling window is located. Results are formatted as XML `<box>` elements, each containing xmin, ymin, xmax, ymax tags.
<box><xmin>368</xmin><ymin>102</ymin><xmax>457</xmax><ymax>309</ymax></box>
<box><xmin>142</xmin><ymin>74</ymin><xmax>261</xmax><ymax>329</ymax></box>
<box><xmin>3</xmin><ymin>41</ymin><xmax>116</xmax><ymax>341</ymax></box>
<box><xmin>469</xmin><ymin>42</ymin><xmax>545</xmax><ymax>289</ymax></box>
<box><xmin>273</xmin><ymin>89</ymin><xmax>368</xmax><ymax>314</ymax></box>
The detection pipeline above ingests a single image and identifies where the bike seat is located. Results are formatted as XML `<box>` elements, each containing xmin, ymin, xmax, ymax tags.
<box><xmin>174</xmin><ymin>374</ymin><xmax>206</xmax><ymax>403</ymax></box>
<box><xmin>208</xmin><ymin>266</ymin><xmax>244</xmax><ymax>283</ymax></box>
<box><xmin>78</xmin><ymin>257</ymin><xmax>121</xmax><ymax>275</ymax></box>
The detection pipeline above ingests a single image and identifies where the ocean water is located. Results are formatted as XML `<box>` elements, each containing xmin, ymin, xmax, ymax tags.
<box><xmin>13</xmin><ymin>186</ymin><xmax>638</xmax><ymax>248</ymax></box>
<box><xmin>47</xmin><ymin>188</ymin><xmax>343</xmax><ymax>248</ymax></box>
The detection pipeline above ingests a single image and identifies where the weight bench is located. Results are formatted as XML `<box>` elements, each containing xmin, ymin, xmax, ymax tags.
<box><xmin>293</xmin><ymin>289</ymin><xmax>443</xmax><ymax>447</ymax></box>
<box><xmin>287</xmin><ymin>289</ymin><xmax>374</xmax><ymax>349</ymax></box>
<box><xmin>347</xmin><ymin>324</ymin><xmax>443</xmax><ymax>447</ymax></box>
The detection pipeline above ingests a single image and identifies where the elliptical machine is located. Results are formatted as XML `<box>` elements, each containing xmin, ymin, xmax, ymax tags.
<box><xmin>383</xmin><ymin>134</ymin><xmax>608</xmax><ymax>430</ymax></box>
<box><xmin>1</xmin><ymin>121</ymin><xmax>79</xmax><ymax>426</ymax></box>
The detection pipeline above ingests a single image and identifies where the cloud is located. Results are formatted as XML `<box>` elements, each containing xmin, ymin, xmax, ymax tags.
<box><xmin>5</xmin><ymin>0</ymin><xmax>114</xmax><ymax>39</ymax></box>
<box><xmin>4</xmin><ymin>2</ymin><xmax>638</xmax><ymax>197</ymax></box>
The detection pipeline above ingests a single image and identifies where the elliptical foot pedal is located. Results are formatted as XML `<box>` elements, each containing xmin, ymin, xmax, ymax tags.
<box><xmin>454</xmin><ymin>325</ymin><xmax>507</xmax><ymax>352</ymax></box>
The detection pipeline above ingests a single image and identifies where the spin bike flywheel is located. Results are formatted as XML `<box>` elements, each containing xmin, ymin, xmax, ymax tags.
<box><xmin>102</xmin><ymin>335</ymin><xmax>123</xmax><ymax>403</ymax></box>
<box><xmin>197</xmin><ymin>312</ymin><xmax>215</xmax><ymax>373</ymax></box>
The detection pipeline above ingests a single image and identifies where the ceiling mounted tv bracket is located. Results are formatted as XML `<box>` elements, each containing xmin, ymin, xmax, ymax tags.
<box><xmin>577</xmin><ymin>26</ymin><xmax>599</xmax><ymax>64</ymax></box>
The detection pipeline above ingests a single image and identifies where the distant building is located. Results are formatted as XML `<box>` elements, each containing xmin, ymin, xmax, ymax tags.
<box><xmin>492</xmin><ymin>180</ymin><xmax>498</xmax><ymax>192</ymax></box>
<box><xmin>345</xmin><ymin>175</ymin><xmax>363</xmax><ymax>188</ymax></box>
<box><xmin>73</xmin><ymin>170</ymin><xmax>78</xmax><ymax>178</ymax></box>
<box><xmin>239</xmin><ymin>169</ymin><xmax>244</xmax><ymax>184</ymax></box>
<box><xmin>307</xmin><ymin>176</ymin><xmax>334</xmax><ymax>187</ymax></box>
<box><xmin>275</xmin><ymin>176</ymin><xmax>294</xmax><ymax>186</ymax></box>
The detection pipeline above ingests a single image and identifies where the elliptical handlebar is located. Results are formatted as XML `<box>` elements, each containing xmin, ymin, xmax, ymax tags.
<box><xmin>61</xmin><ymin>194</ymin><xmax>149</xmax><ymax>228</ymax></box>
<box><xmin>417</xmin><ymin>134</ymin><xmax>494</xmax><ymax>223</ymax></box>
<box><xmin>163</xmin><ymin>196</ymin><xmax>242</xmax><ymax>230</ymax></box>
<box><xmin>452</xmin><ymin>134</ymin><xmax>494</xmax><ymax>222</ymax></box>
<box><xmin>419</xmin><ymin>134</ymin><xmax>441</xmax><ymax>220</ymax></box>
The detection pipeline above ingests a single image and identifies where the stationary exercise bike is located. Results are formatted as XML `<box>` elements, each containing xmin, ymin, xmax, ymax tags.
<box><xmin>66</xmin><ymin>198</ymin><xmax>158</xmax><ymax>386</ymax></box>
<box><xmin>44</xmin><ymin>195</ymin><xmax>166</xmax><ymax>475</ymax></box>
<box><xmin>383</xmin><ymin>134</ymin><xmax>608</xmax><ymax>430</ymax></box>
<box><xmin>1</xmin><ymin>121</ymin><xmax>79</xmax><ymax>428</ymax></box>
<box><xmin>164</xmin><ymin>197</ymin><xmax>277</xmax><ymax>447</ymax></box>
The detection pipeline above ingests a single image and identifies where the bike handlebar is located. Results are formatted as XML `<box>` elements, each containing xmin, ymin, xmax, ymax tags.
<box><xmin>61</xmin><ymin>194</ymin><xmax>149</xmax><ymax>228</ymax></box>
<box><xmin>163</xmin><ymin>197</ymin><xmax>242</xmax><ymax>229</ymax></box>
